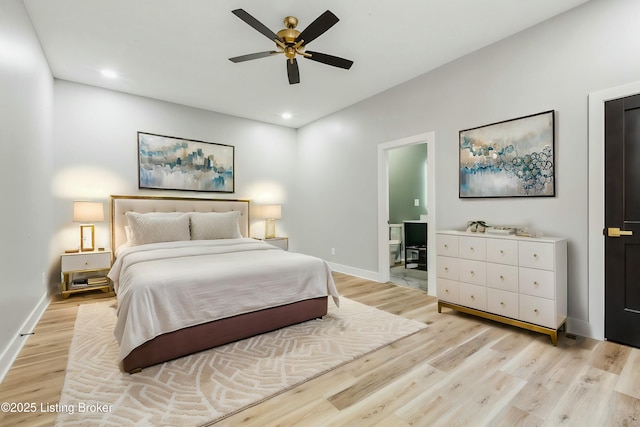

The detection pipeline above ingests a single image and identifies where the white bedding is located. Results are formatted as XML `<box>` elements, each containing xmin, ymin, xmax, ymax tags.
<box><xmin>108</xmin><ymin>238</ymin><xmax>340</xmax><ymax>361</ymax></box>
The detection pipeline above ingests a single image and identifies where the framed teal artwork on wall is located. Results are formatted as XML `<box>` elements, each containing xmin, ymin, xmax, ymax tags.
<box><xmin>459</xmin><ymin>110</ymin><xmax>555</xmax><ymax>198</ymax></box>
<box><xmin>138</xmin><ymin>132</ymin><xmax>234</xmax><ymax>193</ymax></box>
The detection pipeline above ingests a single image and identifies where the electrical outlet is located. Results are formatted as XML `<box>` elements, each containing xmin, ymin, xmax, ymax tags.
<box><xmin>414</xmin><ymin>199</ymin><xmax>420</xmax><ymax>207</ymax></box>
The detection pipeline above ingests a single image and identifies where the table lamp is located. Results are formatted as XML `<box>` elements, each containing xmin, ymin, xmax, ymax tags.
<box><xmin>262</xmin><ymin>205</ymin><xmax>281</xmax><ymax>239</ymax></box>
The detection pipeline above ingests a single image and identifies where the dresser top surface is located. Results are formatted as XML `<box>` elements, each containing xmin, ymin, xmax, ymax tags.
<box><xmin>437</xmin><ymin>230</ymin><xmax>566</xmax><ymax>243</ymax></box>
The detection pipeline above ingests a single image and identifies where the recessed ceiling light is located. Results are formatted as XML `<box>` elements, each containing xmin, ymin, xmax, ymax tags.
<box><xmin>281</xmin><ymin>112</ymin><xmax>292</xmax><ymax>119</ymax></box>
<box><xmin>101</xmin><ymin>69</ymin><xmax>118</xmax><ymax>79</ymax></box>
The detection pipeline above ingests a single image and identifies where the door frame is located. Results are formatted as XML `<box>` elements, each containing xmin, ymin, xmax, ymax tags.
<box><xmin>377</xmin><ymin>131</ymin><xmax>436</xmax><ymax>296</ymax></box>
<box><xmin>588</xmin><ymin>80</ymin><xmax>640</xmax><ymax>340</ymax></box>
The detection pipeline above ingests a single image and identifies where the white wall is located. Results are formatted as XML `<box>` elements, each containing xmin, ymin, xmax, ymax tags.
<box><xmin>0</xmin><ymin>0</ymin><xmax>54</xmax><ymax>379</ymax></box>
<box><xmin>52</xmin><ymin>80</ymin><xmax>298</xmax><ymax>259</ymax></box>
<box><xmin>292</xmin><ymin>0</ymin><xmax>640</xmax><ymax>337</ymax></box>
<box><xmin>389</xmin><ymin>144</ymin><xmax>428</xmax><ymax>224</ymax></box>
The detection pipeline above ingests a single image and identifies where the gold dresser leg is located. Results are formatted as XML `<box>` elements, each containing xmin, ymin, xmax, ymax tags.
<box><xmin>439</xmin><ymin>300</ymin><xmax>564</xmax><ymax>346</ymax></box>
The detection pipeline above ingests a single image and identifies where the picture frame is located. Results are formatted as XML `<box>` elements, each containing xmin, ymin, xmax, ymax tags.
<box><xmin>459</xmin><ymin>110</ymin><xmax>555</xmax><ymax>198</ymax></box>
<box><xmin>138</xmin><ymin>132</ymin><xmax>234</xmax><ymax>193</ymax></box>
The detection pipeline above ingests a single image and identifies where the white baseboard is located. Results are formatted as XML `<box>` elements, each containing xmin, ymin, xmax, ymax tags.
<box><xmin>327</xmin><ymin>262</ymin><xmax>382</xmax><ymax>283</ymax></box>
<box><xmin>566</xmin><ymin>316</ymin><xmax>602</xmax><ymax>341</ymax></box>
<box><xmin>0</xmin><ymin>293</ymin><xmax>50</xmax><ymax>384</ymax></box>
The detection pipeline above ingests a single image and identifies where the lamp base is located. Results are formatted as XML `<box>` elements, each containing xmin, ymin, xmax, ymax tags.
<box><xmin>265</xmin><ymin>219</ymin><xmax>276</xmax><ymax>239</ymax></box>
<box><xmin>80</xmin><ymin>224</ymin><xmax>96</xmax><ymax>252</ymax></box>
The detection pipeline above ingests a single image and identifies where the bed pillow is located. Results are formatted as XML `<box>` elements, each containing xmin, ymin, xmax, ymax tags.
<box><xmin>190</xmin><ymin>211</ymin><xmax>242</xmax><ymax>240</ymax></box>
<box><xmin>125</xmin><ymin>212</ymin><xmax>190</xmax><ymax>245</ymax></box>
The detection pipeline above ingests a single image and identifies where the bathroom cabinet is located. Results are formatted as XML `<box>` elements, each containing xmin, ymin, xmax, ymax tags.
<box><xmin>404</xmin><ymin>221</ymin><xmax>427</xmax><ymax>270</ymax></box>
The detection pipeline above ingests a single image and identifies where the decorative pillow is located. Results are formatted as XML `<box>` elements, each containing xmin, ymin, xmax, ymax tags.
<box><xmin>190</xmin><ymin>211</ymin><xmax>242</xmax><ymax>240</ymax></box>
<box><xmin>125</xmin><ymin>212</ymin><xmax>190</xmax><ymax>245</ymax></box>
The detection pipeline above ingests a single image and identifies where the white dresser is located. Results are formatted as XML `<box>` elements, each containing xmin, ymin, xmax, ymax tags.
<box><xmin>436</xmin><ymin>230</ymin><xmax>567</xmax><ymax>345</ymax></box>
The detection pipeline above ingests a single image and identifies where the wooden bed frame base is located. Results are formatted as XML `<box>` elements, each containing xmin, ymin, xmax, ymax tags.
<box><xmin>123</xmin><ymin>296</ymin><xmax>329</xmax><ymax>373</ymax></box>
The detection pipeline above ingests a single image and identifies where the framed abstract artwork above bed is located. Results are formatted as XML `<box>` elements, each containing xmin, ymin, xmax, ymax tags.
<box><xmin>459</xmin><ymin>110</ymin><xmax>555</xmax><ymax>198</ymax></box>
<box><xmin>138</xmin><ymin>132</ymin><xmax>234</xmax><ymax>193</ymax></box>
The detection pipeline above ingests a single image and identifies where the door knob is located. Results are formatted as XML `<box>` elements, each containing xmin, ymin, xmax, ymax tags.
<box><xmin>608</xmin><ymin>227</ymin><xmax>633</xmax><ymax>237</ymax></box>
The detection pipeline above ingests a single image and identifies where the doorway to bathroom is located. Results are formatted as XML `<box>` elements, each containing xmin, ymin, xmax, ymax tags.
<box><xmin>377</xmin><ymin>131</ymin><xmax>436</xmax><ymax>296</ymax></box>
<box><xmin>388</xmin><ymin>143</ymin><xmax>428</xmax><ymax>291</ymax></box>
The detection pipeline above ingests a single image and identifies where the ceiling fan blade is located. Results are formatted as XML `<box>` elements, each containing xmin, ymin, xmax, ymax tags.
<box><xmin>229</xmin><ymin>51</ymin><xmax>279</xmax><ymax>63</ymax></box>
<box><xmin>305</xmin><ymin>51</ymin><xmax>353</xmax><ymax>70</ymax></box>
<box><xmin>232</xmin><ymin>9</ymin><xmax>282</xmax><ymax>42</ymax></box>
<box><xmin>295</xmin><ymin>10</ymin><xmax>339</xmax><ymax>46</ymax></box>
<box><xmin>287</xmin><ymin>58</ymin><xmax>300</xmax><ymax>84</ymax></box>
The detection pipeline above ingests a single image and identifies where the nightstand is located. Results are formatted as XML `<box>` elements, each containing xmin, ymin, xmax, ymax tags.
<box><xmin>264</xmin><ymin>237</ymin><xmax>289</xmax><ymax>251</ymax></box>
<box><xmin>61</xmin><ymin>251</ymin><xmax>112</xmax><ymax>298</ymax></box>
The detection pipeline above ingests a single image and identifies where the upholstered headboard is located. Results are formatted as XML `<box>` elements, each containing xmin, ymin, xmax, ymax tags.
<box><xmin>110</xmin><ymin>195</ymin><xmax>250</xmax><ymax>254</ymax></box>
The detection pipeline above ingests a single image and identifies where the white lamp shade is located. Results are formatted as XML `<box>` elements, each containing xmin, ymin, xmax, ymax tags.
<box><xmin>260</xmin><ymin>205</ymin><xmax>282</xmax><ymax>219</ymax></box>
<box><xmin>73</xmin><ymin>201</ymin><xmax>105</xmax><ymax>222</ymax></box>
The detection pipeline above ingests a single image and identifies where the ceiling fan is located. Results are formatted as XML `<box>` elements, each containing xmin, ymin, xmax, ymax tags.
<box><xmin>229</xmin><ymin>9</ymin><xmax>354</xmax><ymax>85</ymax></box>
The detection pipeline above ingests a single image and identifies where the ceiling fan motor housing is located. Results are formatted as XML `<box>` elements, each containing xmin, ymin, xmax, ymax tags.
<box><xmin>278</xmin><ymin>16</ymin><xmax>301</xmax><ymax>44</ymax></box>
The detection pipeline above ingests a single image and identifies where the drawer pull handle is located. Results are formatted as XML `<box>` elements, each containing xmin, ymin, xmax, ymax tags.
<box><xmin>500</xmin><ymin>275</ymin><xmax>504</xmax><ymax>280</ymax></box>
<box><xmin>470</xmin><ymin>247</ymin><xmax>475</xmax><ymax>251</ymax></box>
<box><xmin>533</xmin><ymin>281</ymin><xmax>539</xmax><ymax>286</ymax></box>
<box><xmin>534</xmin><ymin>309</ymin><xmax>539</xmax><ymax>313</ymax></box>
<box><xmin>500</xmin><ymin>250</ymin><xmax>504</xmax><ymax>254</ymax></box>
<box><xmin>500</xmin><ymin>301</ymin><xmax>505</xmax><ymax>306</ymax></box>
<box><xmin>533</xmin><ymin>253</ymin><xmax>539</xmax><ymax>258</ymax></box>
<box><xmin>471</xmin><ymin>295</ymin><xmax>475</xmax><ymax>300</ymax></box>
<box><xmin>470</xmin><ymin>270</ymin><xmax>475</xmax><ymax>275</ymax></box>
<box><xmin>85</xmin><ymin>262</ymin><xmax>89</xmax><ymax>266</ymax></box>
<box><xmin>444</xmin><ymin>267</ymin><xmax>449</xmax><ymax>272</ymax></box>
<box><xmin>445</xmin><ymin>289</ymin><xmax>449</xmax><ymax>293</ymax></box>
<box><xmin>444</xmin><ymin>244</ymin><xmax>448</xmax><ymax>249</ymax></box>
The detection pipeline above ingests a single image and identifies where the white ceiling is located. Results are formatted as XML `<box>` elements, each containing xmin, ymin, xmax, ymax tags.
<box><xmin>23</xmin><ymin>0</ymin><xmax>590</xmax><ymax>128</ymax></box>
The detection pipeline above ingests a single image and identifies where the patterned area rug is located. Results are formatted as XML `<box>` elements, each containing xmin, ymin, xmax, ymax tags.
<box><xmin>56</xmin><ymin>298</ymin><xmax>426</xmax><ymax>426</ymax></box>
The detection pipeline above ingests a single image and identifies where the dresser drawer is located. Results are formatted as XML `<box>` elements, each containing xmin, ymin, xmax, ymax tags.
<box><xmin>437</xmin><ymin>279</ymin><xmax>459</xmax><ymax>304</ymax></box>
<box><xmin>437</xmin><ymin>256</ymin><xmax>459</xmax><ymax>281</ymax></box>
<box><xmin>486</xmin><ymin>263</ymin><xmax>518</xmax><ymax>292</ymax></box>
<box><xmin>459</xmin><ymin>236</ymin><xmax>486</xmax><ymax>261</ymax></box>
<box><xmin>519</xmin><ymin>294</ymin><xmax>556</xmax><ymax>328</ymax></box>
<box><xmin>519</xmin><ymin>241</ymin><xmax>554</xmax><ymax>271</ymax></box>
<box><xmin>487</xmin><ymin>288</ymin><xmax>519</xmax><ymax>319</ymax></box>
<box><xmin>61</xmin><ymin>252</ymin><xmax>111</xmax><ymax>272</ymax></box>
<box><xmin>486</xmin><ymin>238</ymin><xmax>518</xmax><ymax>265</ymax></box>
<box><xmin>436</xmin><ymin>234</ymin><xmax>458</xmax><ymax>257</ymax></box>
<box><xmin>519</xmin><ymin>267</ymin><xmax>555</xmax><ymax>299</ymax></box>
<box><xmin>458</xmin><ymin>259</ymin><xmax>486</xmax><ymax>286</ymax></box>
<box><xmin>459</xmin><ymin>282</ymin><xmax>487</xmax><ymax>311</ymax></box>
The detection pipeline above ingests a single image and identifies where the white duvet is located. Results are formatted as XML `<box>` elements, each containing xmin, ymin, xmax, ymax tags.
<box><xmin>108</xmin><ymin>238</ymin><xmax>340</xmax><ymax>361</ymax></box>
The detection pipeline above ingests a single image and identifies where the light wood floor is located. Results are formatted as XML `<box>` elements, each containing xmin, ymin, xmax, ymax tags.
<box><xmin>1</xmin><ymin>273</ymin><xmax>640</xmax><ymax>426</ymax></box>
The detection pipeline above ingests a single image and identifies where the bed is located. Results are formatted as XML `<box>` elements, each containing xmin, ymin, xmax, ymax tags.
<box><xmin>108</xmin><ymin>195</ymin><xmax>339</xmax><ymax>373</ymax></box>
